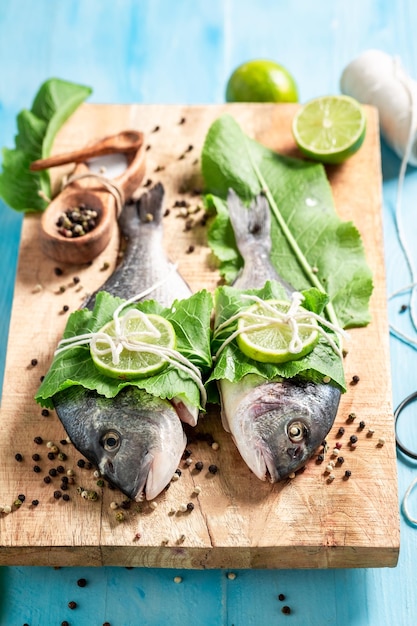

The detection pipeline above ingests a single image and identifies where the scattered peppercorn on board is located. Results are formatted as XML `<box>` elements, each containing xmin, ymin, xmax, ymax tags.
<box><xmin>0</xmin><ymin>103</ymin><xmax>399</xmax><ymax>568</ymax></box>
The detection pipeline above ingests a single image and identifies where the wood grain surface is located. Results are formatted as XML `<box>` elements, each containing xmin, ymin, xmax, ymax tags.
<box><xmin>0</xmin><ymin>103</ymin><xmax>399</xmax><ymax>569</ymax></box>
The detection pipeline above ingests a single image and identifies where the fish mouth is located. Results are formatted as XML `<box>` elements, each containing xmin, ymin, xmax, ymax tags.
<box><xmin>262</xmin><ymin>443</ymin><xmax>307</xmax><ymax>482</ymax></box>
<box><xmin>102</xmin><ymin>448</ymin><xmax>178</xmax><ymax>502</ymax></box>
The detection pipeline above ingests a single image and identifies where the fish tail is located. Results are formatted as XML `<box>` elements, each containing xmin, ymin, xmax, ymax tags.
<box><xmin>227</xmin><ymin>188</ymin><xmax>272</xmax><ymax>256</ymax></box>
<box><xmin>137</xmin><ymin>182</ymin><xmax>164</xmax><ymax>226</ymax></box>
<box><xmin>116</xmin><ymin>183</ymin><xmax>165</xmax><ymax>239</ymax></box>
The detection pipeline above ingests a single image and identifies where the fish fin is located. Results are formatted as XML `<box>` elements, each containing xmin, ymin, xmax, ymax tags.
<box><xmin>171</xmin><ymin>398</ymin><xmax>199</xmax><ymax>426</ymax></box>
<box><xmin>137</xmin><ymin>182</ymin><xmax>165</xmax><ymax>225</ymax></box>
<box><xmin>220</xmin><ymin>403</ymin><xmax>231</xmax><ymax>433</ymax></box>
<box><xmin>227</xmin><ymin>188</ymin><xmax>271</xmax><ymax>255</ymax></box>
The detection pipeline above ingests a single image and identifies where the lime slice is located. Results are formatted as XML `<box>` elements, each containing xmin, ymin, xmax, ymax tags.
<box><xmin>226</xmin><ymin>59</ymin><xmax>298</xmax><ymax>103</ymax></box>
<box><xmin>91</xmin><ymin>313</ymin><xmax>176</xmax><ymax>380</ymax></box>
<box><xmin>236</xmin><ymin>299</ymin><xmax>319</xmax><ymax>364</ymax></box>
<box><xmin>292</xmin><ymin>95</ymin><xmax>366</xmax><ymax>164</ymax></box>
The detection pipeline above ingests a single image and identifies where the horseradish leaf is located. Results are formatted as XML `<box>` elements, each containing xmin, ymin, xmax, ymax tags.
<box><xmin>35</xmin><ymin>290</ymin><xmax>213</xmax><ymax>410</ymax></box>
<box><xmin>201</xmin><ymin>115</ymin><xmax>373</xmax><ymax>329</ymax></box>
<box><xmin>0</xmin><ymin>78</ymin><xmax>92</xmax><ymax>212</ymax></box>
<box><xmin>209</xmin><ymin>281</ymin><xmax>346</xmax><ymax>391</ymax></box>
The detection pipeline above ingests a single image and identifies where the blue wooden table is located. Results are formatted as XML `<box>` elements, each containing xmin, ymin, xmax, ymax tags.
<box><xmin>1</xmin><ymin>1</ymin><xmax>417</xmax><ymax>624</ymax></box>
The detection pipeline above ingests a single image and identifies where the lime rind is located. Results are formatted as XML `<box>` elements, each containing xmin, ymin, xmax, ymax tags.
<box><xmin>292</xmin><ymin>95</ymin><xmax>366</xmax><ymax>164</ymax></box>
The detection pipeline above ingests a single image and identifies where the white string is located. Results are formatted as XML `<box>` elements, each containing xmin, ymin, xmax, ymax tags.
<box><xmin>388</xmin><ymin>56</ymin><xmax>417</xmax><ymax>344</ymax></box>
<box><xmin>54</xmin><ymin>268</ymin><xmax>207</xmax><ymax>406</ymax></box>
<box><xmin>213</xmin><ymin>291</ymin><xmax>348</xmax><ymax>362</ymax></box>
<box><xmin>402</xmin><ymin>475</ymin><xmax>417</xmax><ymax>526</ymax></box>
<box><xmin>385</xmin><ymin>57</ymin><xmax>417</xmax><ymax>525</ymax></box>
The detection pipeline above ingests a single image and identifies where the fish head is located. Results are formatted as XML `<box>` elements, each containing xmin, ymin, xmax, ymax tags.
<box><xmin>222</xmin><ymin>378</ymin><xmax>340</xmax><ymax>482</ymax></box>
<box><xmin>54</xmin><ymin>387</ymin><xmax>186</xmax><ymax>500</ymax></box>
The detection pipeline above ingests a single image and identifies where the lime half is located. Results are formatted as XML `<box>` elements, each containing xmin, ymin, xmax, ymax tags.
<box><xmin>236</xmin><ymin>299</ymin><xmax>319</xmax><ymax>364</ymax></box>
<box><xmin>91</xmin><ymin>313</ymin><xmax>176</xmax><ymax>380</ymax></box>
<box><xmin>292</xmin><ymin>95</ymin><xmax>366</xmax><ymax>164</ymax></box>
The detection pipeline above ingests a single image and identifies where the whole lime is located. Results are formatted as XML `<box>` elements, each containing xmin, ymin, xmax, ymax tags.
<box><xmin>226</xmin><ymin>59</ymin><xmax>299</xmax><ymax>103</ymax></box>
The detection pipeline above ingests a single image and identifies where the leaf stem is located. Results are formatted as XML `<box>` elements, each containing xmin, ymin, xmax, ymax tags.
<box><xmin>245</xmin><ymin>141</ymin><xmax>340</xmax><ymax>329</ymax></box>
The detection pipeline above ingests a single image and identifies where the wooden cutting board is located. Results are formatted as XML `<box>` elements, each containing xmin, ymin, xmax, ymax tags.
<box><xmin>0</xmin><ymin>103</ymin><xmax>399</xmax><ymax>568</ymax></box>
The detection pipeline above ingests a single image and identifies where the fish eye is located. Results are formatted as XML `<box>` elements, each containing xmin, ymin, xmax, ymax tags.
<box><xmin>287</xmin><ymin>421</ymin><xmax>308</xmax><ymax>443</ymax></box>
<box><xmin>102</xmin><ymin>431</ymin><xmax>121</xmax><ymax>452</ymax></box>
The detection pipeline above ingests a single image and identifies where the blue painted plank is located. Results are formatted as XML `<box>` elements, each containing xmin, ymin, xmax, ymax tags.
<box><xmin>1</xmin><ymin>0</ymin><xmax>417</xmax><ymax>625</ymax></box>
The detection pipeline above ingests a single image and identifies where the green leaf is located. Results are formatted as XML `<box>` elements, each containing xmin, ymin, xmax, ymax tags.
<box><xmin>0</xmin><ymin>78</ymin><xmax>92</xmax><ymax>212</ymax></box>
<box><xmin>201</xmin><ymin>115</ymin><xmax>373</xmax><ymax>329</ymax></box>
<box><xmin>35</xmin><ymin>290</ymin><xmax>213</xmax><ymax>410</ymax></box>
<box><xmin>209</xmin><ymin>281</ymin><xmax>345</xmax><ymax>391</ymax></box>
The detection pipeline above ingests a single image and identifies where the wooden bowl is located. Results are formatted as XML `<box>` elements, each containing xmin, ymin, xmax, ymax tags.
<box><xmin>39</xmin><ymin>132</ymin><xmax>146</xmax><ymax>265</ymax></box>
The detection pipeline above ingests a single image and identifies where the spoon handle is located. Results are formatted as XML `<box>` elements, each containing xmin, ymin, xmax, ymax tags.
<box><xmin>30</xmin><ymin>130</ymin><xmax>143</xmax><ymax>171</ymax></box>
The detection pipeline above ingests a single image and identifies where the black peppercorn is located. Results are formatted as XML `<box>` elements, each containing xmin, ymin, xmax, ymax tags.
<box><xmin>316</xmin><ymin>454</ymin><xmax>324</xmax><ymax>463</ymax></box>
<box><xmin>41</xmin><ymin>409</ymin><xmax>50</xmax><ymax>417</ymax></box>
<box><xmin>175</xmin><ymin>469</ymin><xmax>182</xmax><ymax>477</ymax></box>
<box><xmin>14</xmin><ymin>453</ymin><xmax>23</xmax><ymax>462</ymax></box>
<box><xmin>358</xmin><ymin>421</ymin><xmax>365</xmax><ymax>430</ymax></box>
<box><xmin>43</xmin><ymin>475</ymin><xmax>52</xmax><ymax>484</ymax></box>
<box><xmin>337</xmin><ymin>456</ymin><xmax>345</xmax><ymax>465</ymax></box>
<box><xmin>33</xmin><ymin>465</ymin><xmax>41</xmax><ymax>473</ymax></box>
<box><xmin>54</xmin><ymin>267</ymin><xmax>63</xmax><ymax>276</ymax></box>
<box><xmin>32</xmin><ymin>499</ymin><xmax>39</xmax><ymax>506</ymax></box>
<box><xmin>282</xmin><ymin>605</ymin><xmax>291</xmax><ymax>615</ymax></box>
<box><xmin>17</xmin><ymin>494</ymin><xmax>25</xmax><ymax>502</ymax></box>
<box><xmin>62</xmin><ymin>305</ymin><xmax>69</xmax><ymax>312</ymax></box>
<box><xmin>77</xmin><ymin>459</ymin><xmax>86</xmax><ymax>468</ymax></box>
<box><xmin>77</xmin><ymin>577</ymin><xmax>87</xmax><ymax>587</ymax></box>
<box><xmin>344</xmin><ymin>470</ymin><xmax>352</xmax><ymax>479</ymax></box>
<box><xmin>349</xmin><ymin>435</ymin><xmax>358</xmax><ymax>445</ymax></box>
<box><xmin>53</xmin><ymin>490</ymin><xmax>62</xmax><ymax>499</ymax></box>
<box><xmin>31</xmin><ymin>358</ymin><xmax>38</xmax><ymax>367</ymax></box>
<box><xmin>337</xmin><ymin>427</ymin><xmax>345</xmax><ymax>436</ymax></box>
<box><xmin>49</xmin><ymin>468</ymin><xmax>58</xmax><ymax>477</ymax></box>
<box><xmin>60</xmin><ymin>439</ymin><xmax>68</xmax><ymax>445</ymax></box>
<box><xmin>34</xmin><ymin>436</ymin><xmax>43</xmax><ymax>445</ymax></box>
<box><xmin>278</xmin><ymin>593</ymin><xmax>286</xmax><ymax>601</ymax></box>
<box><xmin>187</xmin><ymin>502</ymin><xmax>194</xmax><ymax>511</ymax></box>
<box><xmin>32</xmin><ymin>453</ymin><xmax>40</xmax><ymax>461</ymax></box>
<box><xmin>351</xmin><ymin>375</ymin><xmax>360</xmax><ymax>385</ymax></box>
<box><xmin>47</xmin><ymin>452</ymin><xmax>56</xmax><ymax>460</ymax></box>
<box><xmin>195</xmin><ymin>461</ymin><xmax>204</xmax><ymax>471</ymax></box>
<box><xmin>56</xmin><ymin>465</ymin><xmax>65</xmax><ymax>474</ymax></box>
<box><xmin>68</xmin><ymin>600</ymin><xmax>77</xmax><ymax>609</ymax></box>
<box><xmin>208</xmin><ymin>464</ymin><xmax>218</xmax><ymax>474</ymax></box>
<box><xmin>62</xmin><ymin>494</ymin><xmax>70</xmax><ymax>501</ymax></box>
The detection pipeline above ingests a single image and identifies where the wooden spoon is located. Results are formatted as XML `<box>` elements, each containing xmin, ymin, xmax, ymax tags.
<box><xmin>38</xmin><ymin>131</ymin><xmax>146</xmax><ymax>265</ymax></box>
